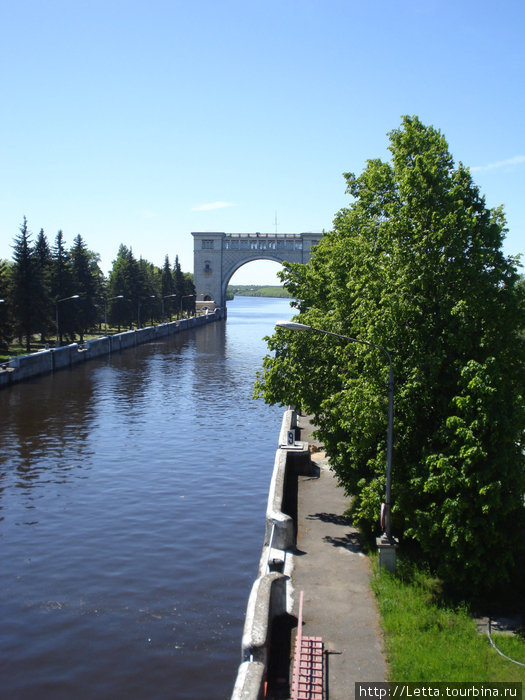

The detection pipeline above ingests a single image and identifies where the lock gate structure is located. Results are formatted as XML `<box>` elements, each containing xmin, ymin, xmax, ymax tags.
<box><xmin>192</xmin><ymin>231</ymin><xmax>322</xmax><ymax>311</ymax></box>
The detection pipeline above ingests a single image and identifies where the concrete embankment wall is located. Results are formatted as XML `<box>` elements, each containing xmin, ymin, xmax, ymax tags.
<box><xmin>231</xmin><ymin>409</ymin><xmax>314</xmax><ymax>700</ymax></box>
<box><xmin>0</xmin><ymin>310</ymin><xmax>224</xmax><ymax>389</ymax></box>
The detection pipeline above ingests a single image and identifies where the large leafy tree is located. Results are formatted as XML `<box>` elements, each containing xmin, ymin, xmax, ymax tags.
<box><xmin>255</xmin><ymin>116</ymin><xmax>525</xmax><ymax>597</ymax></box>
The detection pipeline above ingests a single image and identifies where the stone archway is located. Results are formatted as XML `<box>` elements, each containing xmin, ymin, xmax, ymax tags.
<box><xmin>192</xmin><ymin>232</ymin><xmax>322</xmax><ymax>309</ymax></box>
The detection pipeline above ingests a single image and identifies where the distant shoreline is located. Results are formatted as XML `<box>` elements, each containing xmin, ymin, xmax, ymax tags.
<box><xmin>227</xmin><ymin>284</ymin><xmax>291</xmax><ymax>299</ymax></box>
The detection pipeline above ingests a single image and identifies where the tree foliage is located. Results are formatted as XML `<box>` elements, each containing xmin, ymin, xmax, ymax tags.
<box><xmin>9</xmin><ymin>218</ymin><xmax>45</xmax><ymax>351</ymax></box>
<box><xmin>255</xmin><ymin>116</ymin><xmax>525</xmax><ymax>597</ymax></box>
<box><xmin>2</xmin><ymin>219</ymin><xmax>193</xmax><ymax>351</ymax></box>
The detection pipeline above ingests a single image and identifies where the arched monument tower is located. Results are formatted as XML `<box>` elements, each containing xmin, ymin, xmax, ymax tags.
<box><xmin>192</xmin><ymin>231</ymin><xmax>322</xmax><ymax>310</ymax></box>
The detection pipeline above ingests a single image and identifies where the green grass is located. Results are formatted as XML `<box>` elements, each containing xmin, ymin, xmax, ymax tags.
<box><xmin>370</xmin><ymin>556</ymin><xmax>525</xmax><ymax>682</ymax></box>
<box><xmin>227</xmin><ymin>284</ymin><xmax>291</xmax><ymax>298</ymax></box>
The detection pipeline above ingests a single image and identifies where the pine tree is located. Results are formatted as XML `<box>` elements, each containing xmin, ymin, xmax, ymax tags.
<box><xmin>0</xmin><ymin>259</ymin><xmax>12</xmax><ymax>351</ymax></box>
<box><xmin>10</xmin><ymin>218</ymin><xmax>44</xmax><ymax>352</ymax></box>
<box><xmin>161</xmin><ymin>255</ymin><xmax>175</xmax><ymax>320</ymax></box>
<box><xmin>51</xmin><ymin>230</ymin><xmax>76</xmax><ymax>344</ymax></box>
<box><xmin>33</xmin><ymin>228</ymin><xmax>53</xmax><ymax>342</ymax></box>
<box><xmin>70</xmin><ymin>234</ymin><xmax>100</xmax><ymax>342</ymax></box>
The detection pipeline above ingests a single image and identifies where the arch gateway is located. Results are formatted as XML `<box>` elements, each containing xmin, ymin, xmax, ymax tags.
<box><xmin>192</xmin><ymin>231</ymin><xmax>323</xmax><ymax>311</ymax></box>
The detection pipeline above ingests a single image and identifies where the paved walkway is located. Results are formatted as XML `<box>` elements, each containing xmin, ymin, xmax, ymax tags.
<box><xmin>290</xmin><ymin>415</ymin><xmax>387</xmax><ymax>699</ymax></box>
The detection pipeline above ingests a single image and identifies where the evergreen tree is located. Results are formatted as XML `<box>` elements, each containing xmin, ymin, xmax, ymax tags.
<box><xmin>182</xmin><ymin>272</ymin><xmax>196</xmax><ymax>316</ymax></box>
<box><xmin>255</xmin><ymin>116</ymin><xmax>525</xmax><ymax>597</ymax></box>
<box><xmin>33</xmin><ymin>228</ymin><xmax>53</xmax><ymax>342</ymax></box>
<box><xmin>51</xmin><ymin>230</ymin><xmax>76</xmax><ymax>344</ymax></box>
<box><xmin>70</xmin><ymin>234</ymin><xmax>100</xmax><ymax>342</ymax></box>
<box><xmin>173</xmin><ymin>255</ymin><xmax>187</xmax><ymax>317</ymax></box>
<box><xmin>173</xmin><ymin>255</ymin><xmax>185</xmax><ymax>297</ymax></box>
<box><xmin>137</xmin><ymin>258</ymin><xmax>159</xmax><ymax>326</ymax></box>
<box><xmin>106</xmin><ymin>245</ymin><xmax>145</xmax><ymax>329</ymax></box>
<box><xmin>161</xmin><ymin>255</ymin><xmax>175</xmax><ymax>320</ymax></box>
<box><xmin>10</xmin><ymin>218</ymin><xmax>44</xmax><ymax>352</ymax></box>
<box><xmin>0</xmin><ymin>259</ymin><xmax>12</xmax><ymax>351</ymax></box>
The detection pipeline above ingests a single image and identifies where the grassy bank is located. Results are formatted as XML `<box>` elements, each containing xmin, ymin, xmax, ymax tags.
<box><xmin>227</xmin><ymin>284</ymin><xmax>291</xmax><ymax>298</ymax></box>
<box><xmin>371</xmin><ymin>557</ymin><xmax>525</xmax><ymax>682</ymax></box>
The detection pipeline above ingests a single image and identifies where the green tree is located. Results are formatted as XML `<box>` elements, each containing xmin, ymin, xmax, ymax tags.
<box><xmin>255</xmin><ymin>116</ymin><xmax>525</xmax><ymax>598</ymax></box>
<box><xmin>10</xmin><ymin>218</ymin><xmax>45</xmax><ymax>352</ymax></box>
<box><xmin>138</xmin><ymin>257</ymin><xmax>160</xmax><ymax>326</ymax></box>
<box><xmin>51</xmin><ymin>230</ymin><xmax>76</xmax><ymax>344</ymax></box>
<box><xmin>34</xmin><ymin>228</ymin><xmax>54</xmax><ymax>342</ymax></box>
<box><xmin>161</xmin><ymin>254</ymin><xmax>176</xmax><ymax>320</ymax></box>
<box><xmin>107</xmin><ymin>245</ymin><xmax>148</xmax><ymax>329</ymax></box>
<box><xmin>182</xmin><ymin>272</ymin><xmax>196</xmax><ymax>316</ymax></box>
<box><xmin>70</xmin><ymin>234</ymin><xmax>101</xmax><ymax>342</ymax></box>
<box><xmin>0</xmin><ymin>259</ymin><xmax>12</xmax><ymax>351</ymax></box>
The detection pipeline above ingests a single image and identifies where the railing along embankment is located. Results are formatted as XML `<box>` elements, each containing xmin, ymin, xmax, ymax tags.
<box><xmin>0</xmin><ymin>310</ymin><xmax>224</xmax><ymax>389</ymax></box>
<box><xmin>231</xmin><ymin>408</ymin><xmax>315</xmax><ymax>700</ymax></box>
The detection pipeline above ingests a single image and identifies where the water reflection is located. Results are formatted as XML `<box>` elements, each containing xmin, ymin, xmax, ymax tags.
<box><xmin>0</xmin><ymin>296</ymin><xmax>292</xmax><ymax>699</ymax></box>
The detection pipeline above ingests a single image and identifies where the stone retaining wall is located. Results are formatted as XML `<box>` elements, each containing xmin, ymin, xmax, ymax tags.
<box><xmin>0</xmin><ymin>310</ymin><xmax>224</xmax><ymax>389</ymax></box>
<box><xmin>231</xmin><ymin>409</ymin><xmax>314</xmax><ymax>700</ymax></box>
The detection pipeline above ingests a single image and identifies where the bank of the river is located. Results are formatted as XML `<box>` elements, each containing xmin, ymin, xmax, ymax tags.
<box><xmin>0</xmin><ymin>310</ymin><xmax>224</xmax><ymax>389</ymax></box>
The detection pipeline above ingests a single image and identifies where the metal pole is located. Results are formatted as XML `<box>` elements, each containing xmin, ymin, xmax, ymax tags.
<box><xmin>276</xmin><ymin>320</ymin><xmax>395</xmax><ymax>541</ymax></box>
<box><xmin>55</xmin><ymin>295</ymin><xmax>80</xmax><ymax>347</ymax></box>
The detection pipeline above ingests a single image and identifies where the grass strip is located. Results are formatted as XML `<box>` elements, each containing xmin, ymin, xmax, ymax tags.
<box><xmin>370</xmin><ymin>557</ymin><xmax>525</xmax><ymax>683</ymax></box>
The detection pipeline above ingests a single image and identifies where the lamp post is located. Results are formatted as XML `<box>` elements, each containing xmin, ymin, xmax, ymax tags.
<box><xmin>180</xmin><ymin>294</ymin><xmax>194</xmax><ymax>319</ymax></box>
<box><xmin>162</xmin><ymin>294</ymin><xmax>177</xmax><ymax>322</ymax></box>
<box><xmin>104</xmin><ymin>295</ymin><xmax>123</xmax><ymax>335</ymax></box>
<box><xmin>276</xmin><ymin>320</ymin><xmax>397</xmax><ymax>570</ymax></box>
<box><xmin>137</xmin><ymin>296</ymin><xmax>155</xmax><ymax>329</ymax></box>
<box><xmin>55</xmin><ymin>294</ymin><xmax>80</xmax><ymax>346</ymax></box>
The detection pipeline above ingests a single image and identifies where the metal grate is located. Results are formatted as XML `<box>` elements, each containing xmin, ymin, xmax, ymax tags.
<box><xmin>290</xmin><ymin>591</ymin><xmax>324</xmax><ymax>700</ymax></box>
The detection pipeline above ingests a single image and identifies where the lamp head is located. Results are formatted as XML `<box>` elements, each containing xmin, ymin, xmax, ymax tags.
<box><xmin>275</xmin><ymin>320</ymin><xmax>312</xmax><ymax>332</ymax></box>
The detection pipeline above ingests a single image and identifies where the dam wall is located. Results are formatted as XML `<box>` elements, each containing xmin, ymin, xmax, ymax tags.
<box><xmin>231</xmin><ymin>409</ymin><xmax>314</xmax><ymax>700</ymax></box>
<box><xmin>0</xmin><ymin>310</ymin><xmax>224</xmax><ymax>389</ymax></box>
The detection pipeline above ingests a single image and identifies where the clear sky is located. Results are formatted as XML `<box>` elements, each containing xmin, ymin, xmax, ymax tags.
<box><xmin>1</xmin><ymin>0</ymin><xmax>524</xmax><ymax>285</ymax></box>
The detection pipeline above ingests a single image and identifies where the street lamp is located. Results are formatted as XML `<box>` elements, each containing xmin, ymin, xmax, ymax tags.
<box><xmin>104</xmin><ymin>295</ymin><xmax>124</xmax><ymax>335</ymax></box>
<box><xmin>56</xmin><ymin>294</ymin><xmax>80</xmax><ymax>346</ymax></box>
<box><xmin>276</xmin><ymin>319</ymin><xmax>397</xmax><ymax>570</ymax></box>
<box><xmin>162</xmin><ymin>293</ymin><xmax>177</xmax><ymax>322</ymax></box>
<box><xmin>180</xmin><ymin>294</ymin><xmax>194</xmax><ymax>318</ymax></box>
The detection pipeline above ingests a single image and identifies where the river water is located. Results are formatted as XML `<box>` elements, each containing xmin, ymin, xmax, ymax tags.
<box><xmin>0</xmin><ymin>296</ymin><xmax>292</xmax><ymax>700</ymax></box>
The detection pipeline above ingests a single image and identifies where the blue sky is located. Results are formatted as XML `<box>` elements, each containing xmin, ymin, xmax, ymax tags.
<box><xmin>1</xmin><ymin>0</ymin><xmax>524</xmax><ymax>284</ymax></box>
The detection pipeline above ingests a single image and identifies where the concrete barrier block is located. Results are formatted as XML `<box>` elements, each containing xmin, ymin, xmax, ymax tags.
<box><xmin>137</xmin><ymin>326</ymin><xmax>155</xmax><ymax>343</ymax></box>
<box><xmin>278</xmin><ymin>408</ymin><xmax>297</xmax><ymax>446</ymax></box>
<box><xmin>0</xmin><ymin>368</ymin><xmax>14</xmax><ymax>387</ymax></box>
<box><xmin>155</xmin><ymin>324</ymin><xmax>169</xmax><ymax>338</ymax></box>
<box><xmin>118</xmin><ymin>331</ymin><xmax>136</xmax><ymax>349</ymax></box>
<box><xmin>52</xmin><ymin>345</ymin><xmax>77</xmax><ymax>370</ymax></box>
<box><xmin>241</xmin><ymin>572</ymin><xmax>287</xmax><ymax>664</ymax></box>
<box><xmin>231</xmin><ymin>661</ymin><xmax>265</xmax><ymax>700</ymax></box>
<box><xmin>70</xmin><ymin>345</ymin><xmax>86</xmax><ymax>365</ymax></box>
<box><xmin>85</xmin><ymin>337</ymin><xmax>110</xmax><ymax>359</ymax></box>
<box><xmin>13</xmin><ymin>350</ymin><xmax>54</xmax><ymax>380</ymax></box>
<box><xmin>108</xmin><ymin>334</ymin><xmax>121</xmax><ymax>352</ymax></box>
<box><xmin>265</xmin><ymin>450</ymin><xmax>295</xmax><ymax>550</ymax></box>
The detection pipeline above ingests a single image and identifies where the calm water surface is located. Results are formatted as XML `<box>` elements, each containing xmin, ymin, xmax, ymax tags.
<box><xmin>0</xmin><ymin>296</ymin><xmax>292</xmax><ymax>699</ymax></box>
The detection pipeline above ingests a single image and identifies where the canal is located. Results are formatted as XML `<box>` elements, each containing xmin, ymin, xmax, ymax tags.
<box><xmin>0</xmin><ymin>296</ymin><xmax>292</xmax><ymax>699</ymax></box>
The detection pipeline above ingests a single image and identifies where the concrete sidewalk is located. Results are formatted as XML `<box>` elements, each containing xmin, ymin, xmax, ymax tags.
<box><xmin>290</xmin><ymin>415</ymin><xmax>387</xmax><ymax>698</ymax></box>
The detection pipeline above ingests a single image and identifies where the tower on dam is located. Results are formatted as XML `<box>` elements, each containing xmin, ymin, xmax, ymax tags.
<box><xmin>192</xmin><ymin>231</ymin><xmax>322</xmax><ymax>310</ymax></box>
